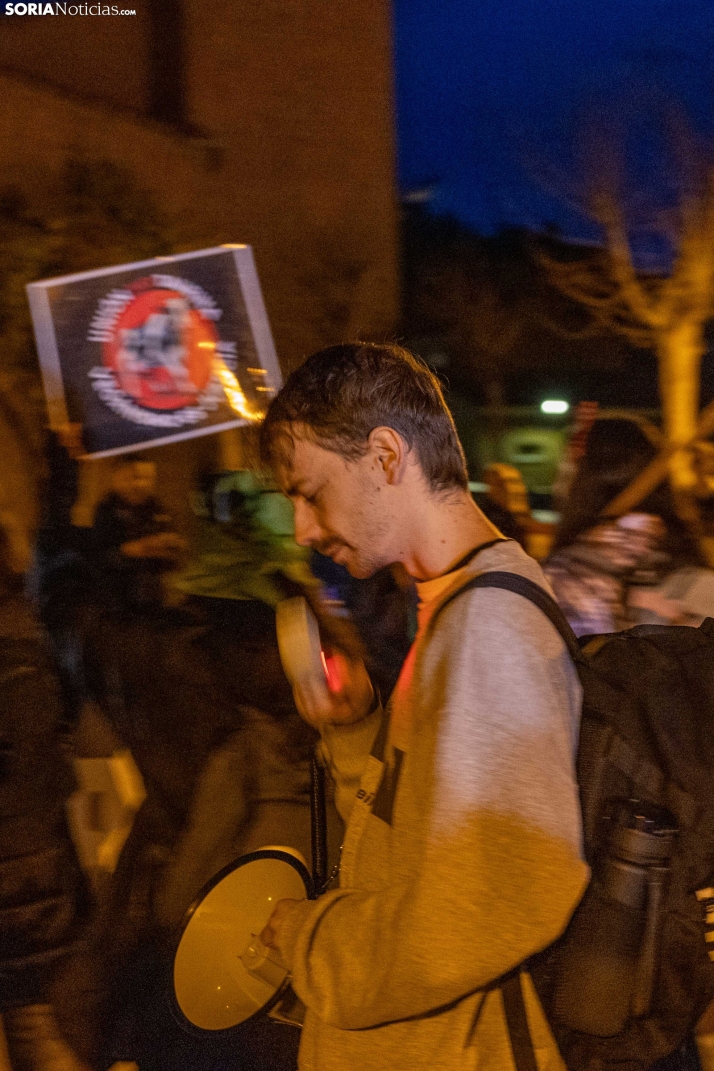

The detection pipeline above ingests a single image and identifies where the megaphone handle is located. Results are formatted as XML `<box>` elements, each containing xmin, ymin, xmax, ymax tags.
<box><xmin>310</xmin><ymin>754</ymin><xmax>328</xmax><ymax>894</ymax></box>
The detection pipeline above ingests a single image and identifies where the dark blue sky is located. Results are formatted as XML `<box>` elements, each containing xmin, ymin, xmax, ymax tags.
<box><xmin>394</xmin><ymin>0</ymin><xmax>714</xmax><ymax>237</ymax></box>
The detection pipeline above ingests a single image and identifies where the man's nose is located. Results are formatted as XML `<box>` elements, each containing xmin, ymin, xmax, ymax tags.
<box><xmin>292</xmin><ymin>500</ymin><xmax>321</xmax><ymax>547</ymax></box>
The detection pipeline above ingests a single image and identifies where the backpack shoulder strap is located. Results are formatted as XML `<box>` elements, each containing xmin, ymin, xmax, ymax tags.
<box><xmin>433</xmin><ymin>569</ymin><xmax>582</xmax><ymax>663</ymax></box>
<box><xmin>433</xmin><ymin>571</ymin><xmax>580</xmax><ymax>1071</ymax></box>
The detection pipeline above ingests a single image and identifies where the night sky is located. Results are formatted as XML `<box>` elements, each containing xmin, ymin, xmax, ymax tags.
<box><xmin>394</xmin><ymin>0</ymin><xmax>714</xmax><ymax>238</ymax></box>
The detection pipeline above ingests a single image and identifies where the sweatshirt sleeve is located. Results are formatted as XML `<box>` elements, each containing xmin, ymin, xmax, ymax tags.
<box><xmin>275</xmin><ymin>588</ymin><xmax>589</xmax><ymax>1029</ymax></box>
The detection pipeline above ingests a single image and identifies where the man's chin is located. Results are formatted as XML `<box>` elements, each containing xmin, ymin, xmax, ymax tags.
<box><xmin>343</xmin><ymin>559</ymin><xmax>380</xmax><ymax>580</ymax></box>
<box><xmin>325</xmin><ymin>545</ymin><xmax>380</xmax><ymax>579</ymax></box>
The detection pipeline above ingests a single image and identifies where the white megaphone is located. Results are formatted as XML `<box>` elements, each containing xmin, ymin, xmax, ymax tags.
<box><xmin>171</xmin><ymin>846</ymin><xmax>314</xmax><ymax>1034</ymax></box>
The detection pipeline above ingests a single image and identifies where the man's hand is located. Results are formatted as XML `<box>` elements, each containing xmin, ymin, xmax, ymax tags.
<box><xmin>260</xmin><ymin>897</ymin><xmax>303</xmax><ymax>950</ymax></box>
<box><xmin>54</xmin><ymin>422</ymin><xmax>85</xmax><ymax>459</ymax></box>
<box><xmin>293</xmin><ymin>649</ymin><xmax>375</xmax><ymax>728</ymax></box>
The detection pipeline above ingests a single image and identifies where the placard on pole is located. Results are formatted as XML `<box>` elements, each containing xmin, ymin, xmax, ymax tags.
<box><xmin>27</xmin><ymin>245</ymin><xmax>282</xmax><ymax>458</ymax></box>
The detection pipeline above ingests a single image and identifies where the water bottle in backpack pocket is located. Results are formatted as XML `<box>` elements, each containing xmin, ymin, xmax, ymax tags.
<box><xmin>552</xmin><ymin>799</ymin><xmax>677</xmax><ymax>1037</ymax></box>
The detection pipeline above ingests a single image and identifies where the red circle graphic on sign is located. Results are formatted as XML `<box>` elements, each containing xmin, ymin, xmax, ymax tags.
<box><xmin>103</xmin><ymin>288</ymin><xmax>217</xmax><ymax>411</ymax></box>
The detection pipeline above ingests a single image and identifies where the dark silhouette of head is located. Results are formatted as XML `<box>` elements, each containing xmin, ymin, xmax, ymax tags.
<box><xmin>553</xmin><ymin>417</ymin><xmax>704</xmax><ymax>566</ymax></box>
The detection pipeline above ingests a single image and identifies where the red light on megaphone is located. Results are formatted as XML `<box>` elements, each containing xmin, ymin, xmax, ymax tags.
<box><xmin>320</xmin><ymin>651</ymin><xmax>343</xmax><ymax>693</ymax></box>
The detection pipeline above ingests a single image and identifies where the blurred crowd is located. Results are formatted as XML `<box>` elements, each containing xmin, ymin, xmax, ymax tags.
<box><xmin>1</xmin><ymin>410</ymin><xmax>713</xmax><ymax>1071</ymax></box>
<box><xmin>0</xmin><ymin>430</ymin><xmax>413</xmax><ymax>1071</ymax></box>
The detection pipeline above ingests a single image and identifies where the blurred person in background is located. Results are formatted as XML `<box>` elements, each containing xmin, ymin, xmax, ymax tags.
<box><xmin>471</xmin><ymin>463</ymin><xmax>529</xmax><ymax>546</ymax></box>
<box><xmin>543</xmin><ymin>417</ymin><xmax>708</xmax><ymax>637</ymax></box>
<box><xmin>84</xmin><ymin>615</ymin><xmax>316</xmax><ymax>1071</ymax></box>
<box><xmin>83</xmin><ymin>468</ymin><xmax>337</xmax><ymax>1071</ymax></box>
<box><xmin>30</xmin><ymin>428</ymin><xmax>95</xmax><ymax>727</ymax></box>
<box><xmin>0</xmin><ymin>524</ymin><xmax>92</xmax><ymax>1071</ymax></box>
<box><xmin>30</xmin><ymin>441</ymin><xmax>318</xmax><ymax>1069</ymax></box>
<box><xmin>91</xmin><ymin>456</ymin><xmax>185</xmax><ymax>614</ymax></box>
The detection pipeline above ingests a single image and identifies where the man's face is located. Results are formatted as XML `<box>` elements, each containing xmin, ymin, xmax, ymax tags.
<box><xmin>113</xmin><ymin>461</ymin><xmax>156</xmax><ymax>506</ymax></box>
<box><xmin>278</xmin><ymin>433</ymin><xmax>394</xmax><ymax>579</ymax></box>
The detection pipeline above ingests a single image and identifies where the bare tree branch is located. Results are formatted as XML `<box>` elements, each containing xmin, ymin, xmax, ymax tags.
<box><xmin>591</xmin><ymin>191</ymin><xmax>665</xmax><ymax>329</ymax></box>
<box><xmin>536</xmin><ymin>308</ymin><xmax>606</xmax><ymax>341</ymax></box>
<box><xmin>603</xmin><ymin>395</ymin><xmax>714</xmax><ymax>517</ymax></box>
<box><xmin>536</xmin><ymin>245</ymin><xmax>656</xmax><ymax>345</ymax></box>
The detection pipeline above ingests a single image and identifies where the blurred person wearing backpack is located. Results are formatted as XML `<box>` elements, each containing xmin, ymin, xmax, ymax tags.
<box><xmin>544</xmin><ymin>418</ymin><xmax>709</xmax><ymax>637</ymax></box>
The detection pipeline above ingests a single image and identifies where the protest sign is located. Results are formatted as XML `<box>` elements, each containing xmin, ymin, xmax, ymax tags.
<box><xmin>27</xmin><ymin>245</ymin><xmax>282</xmax><ymax>458</ymax></box>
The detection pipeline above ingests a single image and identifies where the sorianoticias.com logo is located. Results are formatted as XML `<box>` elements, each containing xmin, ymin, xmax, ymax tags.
<box><xmin>4</xmin><ymin>3</ymin><xmax>136</xmax><ymax>13</ymax></box>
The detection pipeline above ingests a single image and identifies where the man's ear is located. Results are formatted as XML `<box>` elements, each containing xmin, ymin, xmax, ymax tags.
<box><xmin>369</xmin><ymin>426</ymin><xmax>407</xmax><ymax>485</ymax></box>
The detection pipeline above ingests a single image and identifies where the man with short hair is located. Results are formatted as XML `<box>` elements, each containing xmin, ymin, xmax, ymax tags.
<box><xmin>260</xmin><ymin>342</ymin><xmax>588</xmax><ymax>1071</ymax></box>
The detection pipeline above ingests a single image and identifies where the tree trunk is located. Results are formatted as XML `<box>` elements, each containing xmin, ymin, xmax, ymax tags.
<box><xmin>657</xmin><ymin>318</ymin><xmax>705</xmax><ymax>504</ymax></box>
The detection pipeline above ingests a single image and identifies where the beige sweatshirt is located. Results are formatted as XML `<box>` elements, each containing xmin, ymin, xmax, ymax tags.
<box><xmin>275</xmin><ymin>539</ymin><xmax>589</xmax><ymax>1071</ymax></box>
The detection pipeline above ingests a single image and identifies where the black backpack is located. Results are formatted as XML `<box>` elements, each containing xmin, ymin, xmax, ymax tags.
<box><xmin>451</xmin><ymin>571</ymin><xmax>714</xmax><ymax>1071</ymax></box>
